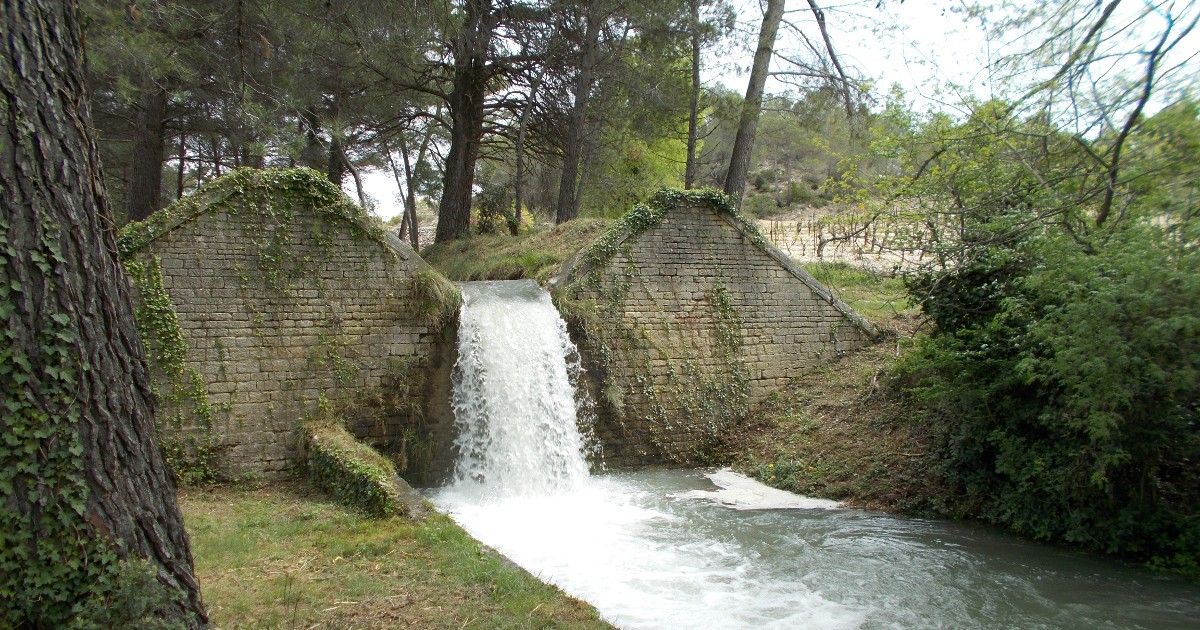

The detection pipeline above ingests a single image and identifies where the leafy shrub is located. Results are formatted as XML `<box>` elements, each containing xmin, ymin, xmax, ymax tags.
<box><xmin>900</xmin><ymin>224</ymin><xmax>1200</xmax><ymax>572</ymax></box>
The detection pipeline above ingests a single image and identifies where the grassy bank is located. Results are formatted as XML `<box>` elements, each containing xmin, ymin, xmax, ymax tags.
<box><xmin>723</xmin><ymin>263</ymin><xmax>934</xmax><ymax>511</ymax></box>
<box><xmin>422</xmin><ymin>219</ymin><xmax>610</xmax><ymax>283</ymax></box>
<box><xmin>180</xmin><ymin>482</ymin><xmax>610</xmax><ymax>629</ymax></box>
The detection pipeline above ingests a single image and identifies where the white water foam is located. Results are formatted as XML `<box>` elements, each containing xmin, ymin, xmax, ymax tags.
<box><xmin>674</xmin><ymin>468</ymin><xmax>842</xmax><ymax>511</ymax></box>
<box><xmin>429</xmin><ymin>280</ymin><xmax>1200</xmax><ymax>630</ymax></box>
<box><xmin>431</xmin><ymin>280</ymin><xmax>864</xmax><ymax>629</ymax></box>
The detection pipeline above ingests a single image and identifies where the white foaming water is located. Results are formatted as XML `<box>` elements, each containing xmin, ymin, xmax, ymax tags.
<box><xmin>431</xmin><ymin>280</ymin><xmax>1200</xmax><ymax>629</ymax></box>
<box><xmin>443</xmin><ymin>280</ymin><xmax>592</xmax><ymax>500</ymax></box>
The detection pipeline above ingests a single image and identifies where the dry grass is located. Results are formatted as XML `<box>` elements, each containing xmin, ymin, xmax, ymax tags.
<box><xmin>723</xmin><ymin>285</ymin><xmax>938</xmax><ymax>513</ymax></box>
<box><xmin>421</xmin><ymin>219</ymin><xmax>610</xmax><ymax>284</ymax></box>
<box><xmin>180</xmin><ymin>482</ymin><xmax>611</xmax><ymax>629</ymax></box>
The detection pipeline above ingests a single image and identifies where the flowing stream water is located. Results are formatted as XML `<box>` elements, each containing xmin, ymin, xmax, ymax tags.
<box><xmin>428</xmin><ymin>280</ymin><xmax>1199</xmax><ymax>630</ymax></box>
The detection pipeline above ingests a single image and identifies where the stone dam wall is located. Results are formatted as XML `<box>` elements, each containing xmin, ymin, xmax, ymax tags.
<box><xmin>120</xmin><ymin>168</ymin><xmax>458</xmax><ymax>481</ymax></box>
<box><xmin>556</xmin><ymin>190</ymin><xmax>878</xmax><ymax>468</ymax></box>
<box><xmin>122</xmin><ymin>177</ymin><xmax>877</xmax><ymax>480</ymax></box>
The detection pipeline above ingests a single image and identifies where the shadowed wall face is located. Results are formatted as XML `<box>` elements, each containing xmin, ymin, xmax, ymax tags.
<box><xmin>564</xmin><ymin>203</ymin><xmax>874</xmax><ymax>468</ymax></box>
<box><xmin>124</xmin><ymin>170</ymin><xmax>457</xmax><ymax>481</ymax></box>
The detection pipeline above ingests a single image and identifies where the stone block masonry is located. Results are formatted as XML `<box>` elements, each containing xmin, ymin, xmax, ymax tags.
<box><xmin>120</xmin><ymin>168</ymin><xmax>458</xmax><ymax>481</ymax></box>
<box><xmin>556</xmin><ymin>189</ymin><xmax>877</xmax><ymax>468</ymax></box>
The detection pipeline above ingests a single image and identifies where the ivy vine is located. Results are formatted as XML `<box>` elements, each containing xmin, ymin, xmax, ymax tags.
<box><xmin>0</xmin><ymin>211</ymin><xmax>180</xmax><ymax>625</ymax></box>
<box><xmin>123</xmin><ymin>257</ymin><xmax>223</xmax><ymax>485</ymax></box>
<box><xmin>555</xmin><ymin>189</ymin><xmax>754</xmax><ymax>463</ymax></box>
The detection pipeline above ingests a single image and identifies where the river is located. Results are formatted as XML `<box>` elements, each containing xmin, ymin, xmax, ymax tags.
<box><xmin>428</xmin><ymin>280</ymin><xmax>1199</xmax><ymax>629</ymax></box>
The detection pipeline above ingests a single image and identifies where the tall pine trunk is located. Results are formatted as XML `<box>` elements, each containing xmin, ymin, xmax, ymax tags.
<box><xmin>436</xmin><ymin>0</ymin><xmax>494</xmax><ymax>243</ymax></box>
<box><xmin>513</xmin><ymin>67</ymin><xmax>545</xmax><ymax>235</ymax></box>
<box><xmin>555</xmin><ymin>5</ymin><xmax>604</xmax><ymax>225</ymax></box>
<box><xmin>723</xmin><ymin>0</ymin><xmax>784</xmax><ymax>207</ymax></box>
<box><xmin>126</xmin><ymin>86</ymin><xmax>168</xmax><ymax>222</ymax></box>
<box><xmin>685</xmin><ymin>0</ymin><xmax>701</xmax><ymax>189</ymax></box>
<box><xmin>0</xmin><ymin>1</ymin><xmax>205</xmax><ymax>626</ymax></box>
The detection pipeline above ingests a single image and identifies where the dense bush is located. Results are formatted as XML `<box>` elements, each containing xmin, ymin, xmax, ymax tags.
<box><xmin>901</xmin><ymin>224</ymin><xmax>1200</xmax><ymax>573</ymax></box>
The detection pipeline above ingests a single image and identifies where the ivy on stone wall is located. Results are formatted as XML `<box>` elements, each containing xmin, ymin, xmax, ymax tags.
<box><xmin>123</xmin><ymin>257</ymin><xmax>223</xmax><ymax>485</ymax></box>
<box><xmin>117</xmin><ymin>167</ymin><xmax>461</xmax><ymax>482</ymax></box>
<box><xmin>573</xmin><ymin>187</ymin><xmax>768</xmax><ymax>277</ymax></box>
<box><xmin>555</xmin><ymin>189</ymin><xmax>755</xmax><ymax>463</ymax></box>
<box><xmin>117</xmin><ymin>167</ymin><xmax>384</xmax><ymax>260</ymax></box>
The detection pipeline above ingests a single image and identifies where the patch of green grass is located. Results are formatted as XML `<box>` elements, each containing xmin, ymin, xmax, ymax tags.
<box><xmin>181</xmin><ymin>482</ymin><xmax>611</xmax><ymax>629</ymax></box>
<box><xmin>422</xmin><ymin>219</ymin><xmax>611</xmax><ymax>284</ymax></box>
<box><xmin>803</xmin><ymin>261</ymin><xmax>914</xmax><ymax>323</ymax></box>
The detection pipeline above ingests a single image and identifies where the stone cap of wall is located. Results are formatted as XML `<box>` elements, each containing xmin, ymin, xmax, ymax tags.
<box><xmin>116</xmin><ymin>167</ymin><xmax>415</xmax><ymax>263</ymax></box>
<box><xmin>554</xmin><ymin>187</ymin><xmax>879</xmax><ymax>340</ymax></box>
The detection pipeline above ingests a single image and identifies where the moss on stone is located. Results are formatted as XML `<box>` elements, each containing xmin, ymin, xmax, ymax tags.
<box><xmin>117</xmin><ymin>167</ymin><xmax>384</xmax><ymax>259</ymax></box>
<box><xmin>302</xmin><ymin>401</ymin><xmax>406</xmax><ymax>518</ymax></box>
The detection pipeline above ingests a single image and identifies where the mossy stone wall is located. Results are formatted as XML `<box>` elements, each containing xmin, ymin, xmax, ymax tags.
<box><xmin>123</xmin><ymin>169</ymin><xmax>457</xmax><ymax>480</ymax></box>
<box><xmin>559</xmin><ymin>192</ymin><xmax>876</xmax><ymax>467</ymax></box>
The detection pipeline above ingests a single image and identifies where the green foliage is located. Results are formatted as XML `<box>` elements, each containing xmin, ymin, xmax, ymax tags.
<box><xmin>123</xmin><ymin>257</ymin><xmax>222</xmax><ymax>485</ymax></box>
<box><xmin>900</xmin><ymin>223</ymin><xmax>1200</xmax><ymax>571</ymax></box>
<box><xmin>883</xmin><ymin>89</ymin><xmax>1200</xmax><ymax>574</ymax></box>
<box><xmin>302</xmin><ymin>400</ymin><xmax>404</xmax><ymax>518</ymax></box>
<box><xmin>580</xmin><ymin>133</ymin><xmax>688</xmax><ymax>219</ymax></box>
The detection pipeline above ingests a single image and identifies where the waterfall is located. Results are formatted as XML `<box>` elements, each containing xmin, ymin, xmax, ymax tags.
<box><xmin>428</xmin><ymin>285</ymin><xmax>1200</xmax><ymax>630</ymax></box>
<box><xmin>446</xmin><ymin>280</ymin><xmax>595</xmax><ymax>499</ymax></box>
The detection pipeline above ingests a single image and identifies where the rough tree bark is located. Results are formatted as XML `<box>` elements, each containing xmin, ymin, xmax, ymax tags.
<box><xmin>126</xmin><ymin>86</ymin><xmax>168</xmax><ymax>222</ymax></box>
<box><xmin>555</xmin><ymin>2</ymin><xmax>605</xmax><ymax>225</ymax></box>
<box><xmin>0</xmin><ymin>1</ymin><xmax>206</xmax><ymax>626</ymax></box>
<box><xmin>723</xmin><ymin>0</ymin><xmax>784</xmax><ymax>207</ymax></box>
<box><xmin>436</xmin><ymin>0</ymin><xmax>496</xmax><ymax>243</ymax></box>
<box><xmin>685</xmin><ymin>0</ymin><xmax>701</xmax><ymax>189</ymax></box>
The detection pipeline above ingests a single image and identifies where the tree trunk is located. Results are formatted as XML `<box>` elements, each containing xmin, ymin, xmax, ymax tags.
<box><xmin>513</xmin><ymin>67</ymin><xmax>545</xmax><ymax>235</ymax></box>
<box><xmin>177</xmin><ymin>132</ymin><xmax>187</xmax><ymax>200</ymax></box>
<box><xmin>386</xmin><ymin>144</ymin><xmax>413</xmax><ymax>241</ymax></box>
<box><xmin>723</xmin><ymin>0</ymin><xmax>784</xmax><ymax>207</ymax></box>
<box><xmin>555</xmin><ymin>4</ymin><xmax>604</xmax><ymax>225</ymax></box>
<box><xmin>298</xmin><ymin>108</ymin><xmax>325</xmax><ymax>170</ymax></box>
<box><xmin>400</xmin><ymin>141</ymin><xmax>420</xmax><ymax>249</ymax></box>
<box><xmin>806</xmin><ymin>0</ymin><xmax>855</xmax><ymax>126</ymax></box>
<box><xmin>685</xmin><ymin>0</ymin><xmax>701</xmax><ymax>189</ymax></box>
<box><xmin>0</xmin><ymin>1</ymin><xmax>205</xmax><ymax>627</ymax></box>
<box><xmin>126</xmin><ymin>86</ymin><xmax>169</xmax><ymax>222</ymax></box>
<box><xmin>436</xmin><ymin>0</ymin><xmax>495</xmax><ymax>243</ymax></box>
